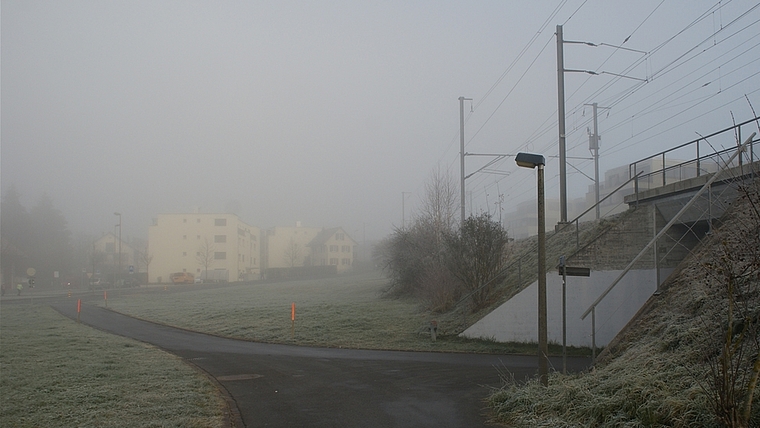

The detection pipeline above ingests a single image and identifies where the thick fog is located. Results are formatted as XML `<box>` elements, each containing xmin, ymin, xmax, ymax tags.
<box><xmin>2</xmin><ymin>1</ymin><xmax>759</xmax><ymax>242</ymax></box>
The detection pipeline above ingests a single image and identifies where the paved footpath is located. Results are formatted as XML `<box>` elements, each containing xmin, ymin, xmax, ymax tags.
<box><xmin>48</xmin><ymin>298</ymin><xmax>590</xmax><ymax>428</ymax></box>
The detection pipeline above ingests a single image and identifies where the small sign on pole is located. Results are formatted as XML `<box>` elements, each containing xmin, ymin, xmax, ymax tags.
<box><xmin>557</xmin><ymin>266</ymin><xmax>591</xmax><ymax>277</ymax></box>
<box><xmin>77</xmin><ymin>299</ymin><xmax>81</xmax><ymax>323</ymax></box>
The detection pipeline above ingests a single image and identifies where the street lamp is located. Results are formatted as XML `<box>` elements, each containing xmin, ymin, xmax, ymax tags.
<box><xmin>515</xmin><ymin>152</ymin><xmax>548</xmax><ymax>387</ymax></box>
<box><xmin>114</xmin><ymin>212</ymin><xmax>122</xmax><ymax>287</ymax></box>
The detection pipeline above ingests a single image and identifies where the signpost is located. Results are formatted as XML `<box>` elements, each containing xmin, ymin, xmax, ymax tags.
<box><xmin>558</xmin><ymin>256</ymin><xmax>590</xmax><ymax>373</ymax></box>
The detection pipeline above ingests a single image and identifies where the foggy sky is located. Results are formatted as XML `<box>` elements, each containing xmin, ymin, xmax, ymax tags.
<box><xmin>2</xmin><ymin>1</ymin><xmax>759</xmax><ymax>243</ymax></box>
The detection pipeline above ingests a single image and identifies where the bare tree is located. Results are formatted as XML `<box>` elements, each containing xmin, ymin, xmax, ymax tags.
<box><xmin>417</xmin><ymin>165</ymin><xmax>459</xmax><ymax>246</ymax></box>
<box><xmin>196</xmin><ymin>238</ymin><xmax>215</xmax><ymax>281</ymax></box>
<box><xmin>283</xmin><ymin>238</ymin><xmax>302</xmax><ymax>268</ymax></box>
<box><xmin>376</xmin><ymin>166</ymin><xmax>462</xmax><ymax>310</ymax></box>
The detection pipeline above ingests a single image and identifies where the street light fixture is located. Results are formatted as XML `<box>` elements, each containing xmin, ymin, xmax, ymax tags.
<box><xmin>515</xmin><ymin>152</ymin><xmax>549</xmax><ymax>387</ymax></box>
<box><xmin>114</xmin><ymin>212</ymin><xmax>122</xmax><ymax>287</ymax></box>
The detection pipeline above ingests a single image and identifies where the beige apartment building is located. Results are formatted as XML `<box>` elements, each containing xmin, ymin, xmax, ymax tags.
<box><xmin>148</xmin><ymin>213</ymin><xmax>260</xmax><ymax>283</ymax></box>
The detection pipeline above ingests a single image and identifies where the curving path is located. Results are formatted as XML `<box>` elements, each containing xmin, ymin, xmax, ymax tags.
<box><xmin>50</xmin><ymin>298</ymin><xmax>590</xmax><ymax>427</ymax></box>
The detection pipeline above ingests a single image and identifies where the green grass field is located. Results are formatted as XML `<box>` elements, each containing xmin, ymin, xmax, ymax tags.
<box><xmin>0</xmin><ymin>305</ymin><xmax>226</xmax><ymax>428</ymax></box>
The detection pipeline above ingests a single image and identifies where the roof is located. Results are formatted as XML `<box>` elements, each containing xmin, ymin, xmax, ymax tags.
<box><xmin>307</xmin><ymin>227</ymin><xmax>355</xmax><ymax>247</ymax></box>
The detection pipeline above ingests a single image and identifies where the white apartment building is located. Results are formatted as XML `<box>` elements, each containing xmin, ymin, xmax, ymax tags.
<box><xmin>148</xmin><ymin>213</ymin><xmax>260</xmax><ymax>283</ymax></box>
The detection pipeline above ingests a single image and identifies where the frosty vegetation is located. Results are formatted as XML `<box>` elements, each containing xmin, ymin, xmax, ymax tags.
<box><xmin>374</xmin><ymin>167</ymin><xmax>511</xmax><ymax>313</ymax></box>
<box><xmin>488</xmin><ymin>178</ymin><xmax>760</xmax><ymax>427</ymax></box>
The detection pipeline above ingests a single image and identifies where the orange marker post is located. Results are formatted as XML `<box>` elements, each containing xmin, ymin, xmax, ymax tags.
<box><xmin>104</xmin><ymin>290</ymin><xmax>108</xmax><ymax>307</ymax></box>
<box><xmin>77</xmin><ymin>299</ymin><xmax>81</xmax><ymax>323</ymax></box>
<box><xmin>291</xmin><ymin>302</ymin><xmax>296</xmax><ymax>338</ymax></box>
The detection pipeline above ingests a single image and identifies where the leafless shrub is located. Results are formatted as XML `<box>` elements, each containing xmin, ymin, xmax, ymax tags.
<box><xmin>694</xmin><ymin>180</ymin><xmax>760</xmax><ymax>427</ymax></box>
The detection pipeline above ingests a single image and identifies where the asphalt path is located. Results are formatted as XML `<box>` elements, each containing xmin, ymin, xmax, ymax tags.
<box><xmin>41</xmin><ymin>296</ymin><xmax>591</xmax><ymax>427</ymax></box>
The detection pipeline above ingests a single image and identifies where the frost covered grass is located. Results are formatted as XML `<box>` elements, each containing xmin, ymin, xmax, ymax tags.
<box><xmin>102</xmin><ymin>271</ymin><xmax>549</xmax><ymax>354</ymax></box>
<box><xmin>0</xmin><ymin>305</ymin><xmax>225</xmax><ymax>428</ymax></box>
<box><xmin>488</xmin><ymin>179</ymin><xmax>760</xmax><ymax>427</ymax></box>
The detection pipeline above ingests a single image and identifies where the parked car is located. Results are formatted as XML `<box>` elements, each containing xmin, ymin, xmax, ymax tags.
<box><xmin>121</xmin><ymin>277</ymin><xmax>140</xmax><ymax>288</ymax></box>
<box><xmin>170</xmin><ymin>272</ymin><xmax>195</xmax><ymax>284</ymax></box>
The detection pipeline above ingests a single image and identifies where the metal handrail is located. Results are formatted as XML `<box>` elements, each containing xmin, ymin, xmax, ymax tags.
<box><xmin>582</xmin><ymin>132</ymin><xmax>756</xmax><ymax>321</ymax></box>
<box><xmin>628</xmin><ymin>116</ymin><xmax>760</xmax><ymax>186</ymax></box>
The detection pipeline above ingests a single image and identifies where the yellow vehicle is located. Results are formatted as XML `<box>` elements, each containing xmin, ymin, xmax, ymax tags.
<box><xmin>170</xmin><ymin>272</ymin><xmax>195</xmax><ymax>284</ymax></box>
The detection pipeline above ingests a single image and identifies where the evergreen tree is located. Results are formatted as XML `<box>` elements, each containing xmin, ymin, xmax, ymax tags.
<box><xmin>27</xmin><ymin>192</ymin><xmax>72</xmax><ymax>285</ymax></box>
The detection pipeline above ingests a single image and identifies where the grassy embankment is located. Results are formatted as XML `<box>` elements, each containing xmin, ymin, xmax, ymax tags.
<box><xmin>0</xmin><ymin>305</ymin><xmax>226</xmax><ymax>428</ymax></box>
<box><xmin>487</xmin><ymin>181</ymin><xmax>760</xmax><ymax>426</ymax></box>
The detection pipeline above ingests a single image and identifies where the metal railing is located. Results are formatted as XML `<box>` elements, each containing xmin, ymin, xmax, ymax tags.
<box><xmin>629</xmin><ymin>116</ymin><xmax>759</xmax><ymax>192</ymax></box>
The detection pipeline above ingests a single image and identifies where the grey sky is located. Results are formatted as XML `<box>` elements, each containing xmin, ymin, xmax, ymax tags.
<box><xmin>2</xmin><ymin>1</ymin><xmax>759</xmax><ymax>242</ymax></box>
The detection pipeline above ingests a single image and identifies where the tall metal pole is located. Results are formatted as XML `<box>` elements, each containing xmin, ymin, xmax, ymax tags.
<box><xmin>592</xmin><ymin>103</ymin><xmax>600</xmax><ymax>220</ymax></box>
<box><xmin>559</xmin><ymin>255</ymin><xmax>567</xmax><ymax>374</ymax></box>
<box><xmin>459</xmin><ymin>96</ymin><xmax>472</xmax><ymax>227</ymax></box>
<box><xmin>115</xmin><ymin>212</ymin><xmax>122</xmax><ymax>286</ymax></box>
<box><xmin>537</xmin><ymin>164</ymin><xmax>548</xmax><ymax>386</ymax></box>
<box><xmin>402</xmin><ymin>192</ymin><xmax>410</xmax><ymax>230</ymax></box>
<box><xmin>557</xmin><ymin>25</ymin><xmax>568</xmax><ymax>224</ymax></box>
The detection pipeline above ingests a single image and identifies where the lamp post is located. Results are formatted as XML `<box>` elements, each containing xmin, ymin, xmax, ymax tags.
<box><xmin>515</xmin><ymin>152</ymin><xmax>548</xmax><ymax>386</ymax></box>
<box><xmin>114</xmin><ymin>212</ymin><xmax>121</xmax><ymax>287</ymax></box>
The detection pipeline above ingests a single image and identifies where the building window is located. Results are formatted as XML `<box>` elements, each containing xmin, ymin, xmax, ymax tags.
<box><xmin>330</xmin><ymin>245</ymin><xmax>338</xmax><ymax>252</ymax></box>
<box><xmin>330</xmin><ymin>258</ymin><xmax>338</xmax><ymax>265</ymax></box>
<box><xmin>215</xmin><ymin>218</ymin><xmax>227</xmax><ymax>226</ymax></box>
<box><xmin>342</xmin><ymin>245</ymin><xmax>350</xmax><ymax>252</ymax></box>
<box><xmin>214</xmin><ymin>252</ymin><xmax>227</xmax><ymax>260</ymax></box>
<box><xmin>105</xmin><ymin>242</ymin><xmax>115</xmax><ymax>253</ymax></box>
<box><xmin>342</xmin><ymin>258</ymin><xmax>350</xmax><ymax>265</ymax></box>
<box><xmin>214</xmin><ymin>235</ymin><xmax>227</xmax><ymax>243</ymax></box>
<box><xmin>336</xmin><ymin>233</ymin><xmax>344</xmax><ymax>240</ymax></box>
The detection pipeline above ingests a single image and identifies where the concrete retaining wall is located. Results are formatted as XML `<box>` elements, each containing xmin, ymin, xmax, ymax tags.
<box><xmin>461</xmin><ymin>268</ymin><xmax>673</xmax><ymax>347</ymax></box>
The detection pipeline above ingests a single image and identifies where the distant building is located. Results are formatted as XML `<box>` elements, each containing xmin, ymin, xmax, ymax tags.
<box><xmin>262</xmin><ymin>223</ymin><xmax>322</xmax><ymax>270</ymax></box>
<box><xmin>147</xmin><ymin>213</ymin><xmax>259</xmax><ymax>283</ymax></box>
<box><xmin>262</xmin><ymin>224</ymin><xmax>357</xmax><ymax>274</ymax></box>
<box><xmin>503</xmin><ymin>196</ymin><xmax>589</xmax><ymax>240</ymax></box>
<box><xmin>307</xmin><ymin>227</ymin><xmax>357</xmax><ymax>272</ymax></box>
<box><xmin>93</xmin><ymin>232</ymin><xmax>137</xmax><ymax>272</ymax></box>
<box><xmin>585</xmin><ymin>157</ymin><xmax>691</xmax><ymax>218</ymax></box>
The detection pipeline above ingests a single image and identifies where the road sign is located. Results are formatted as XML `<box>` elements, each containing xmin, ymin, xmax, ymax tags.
<box><xmin>27</xmin><ymin>268</ymin><xmax>36</xmax><ymax>277</ymax></box>
<box><xmin>129</xmin><ymin>265</ymin><xmax>134</xmax><ymax>273</ymax></box>
<box><xmin>558</xmin><ymin>266</ymin><xmax>590</xmax><ymax>277</ymax></box>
